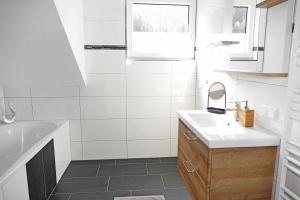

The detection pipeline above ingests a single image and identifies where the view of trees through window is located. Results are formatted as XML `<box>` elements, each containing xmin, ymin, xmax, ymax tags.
<box><xmin>133</xmin><ymin>3</ymin><xmax>189</xmax><ymax>33</ymax></box>
<box><xmin>232</xmin><ymin>6</ymin><xmax>248</xmax><ymax>33</ymax></box>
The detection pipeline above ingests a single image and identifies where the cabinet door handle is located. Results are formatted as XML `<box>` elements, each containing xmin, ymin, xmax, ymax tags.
<box><xmin>183</xmin><ymin>131</ymin><xmax>197</xmax><ymax>142</ymax></box>
<box><xmin>183</xmin><ymin>160</ymin><xmax>197</xmax><ymax>173</ymax></box>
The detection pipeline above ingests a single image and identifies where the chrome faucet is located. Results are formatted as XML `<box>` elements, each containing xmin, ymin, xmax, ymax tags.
<box><xmin>227</xmin><ymin>101</ymin><xmax>248</xmax><ymax>122</ymax></box>
<box><xmin>1</xmin><ymin>103</ymin><xmax>16</xmax><ymax>124</ymax></box>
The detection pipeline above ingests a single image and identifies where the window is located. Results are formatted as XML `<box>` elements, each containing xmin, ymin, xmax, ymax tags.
<box><xmin>127</xmin><ymin>0</ymin><xmax>196</xmax><ymax>59</ymax></box>
<box><xmin>230</xmin><ymin>1</ymin><xmax>258</xmax><ymax>60</ymax></box>
<box><xmin>232</xmin><ymin>6</ymin><xmax>248</xmax><ymax>34</ymax></box>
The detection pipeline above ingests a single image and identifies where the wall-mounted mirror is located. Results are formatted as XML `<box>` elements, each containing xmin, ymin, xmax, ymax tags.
<box><xmin>229</xmin><ymin>0</ymin><xmax>267</xmax><ymax>72</ymax></box>
<box><xmin>196</xmin><ymin>0</ymin><xmax>294</xmax><ymax>74</ymax></box>
<box><xmin>229</xmin><ymin>0</ymin><xmax>294</xmax><ymax>73</ymax></box>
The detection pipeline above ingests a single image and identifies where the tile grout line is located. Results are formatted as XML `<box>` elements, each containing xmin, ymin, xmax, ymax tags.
<box><xmin>107</xmin><ymin>176</ymin><xmax>111</xmax><ymax>192</ymax></box>
<box><xmin>145</xmin><ymin>163</ymin><xmax>149</xmax><ymax>175</ymax></box>
<box><xmin>160</xmin><ymin>175</ymin><xmax>166</xmax><ymax>190</ymax></box>
<box><xmin>29</xmin><ymin>88</ymin><xmax>35</xmax><ymax>120</ymax></box>
<box><xmin>78</xmin><ymin>89</ymin><xmax>84</xmax><ymax>160</ymax></box>
<box><xmin>125</xmin><ymin>57</ymin><xmax>129</xmax><ymax>159</ymax></box>
<box><xmin>54</xmin><ymin>186</ymin><xmax>188</xmax><ymax>196</ymax></box>
<box><xmin>61</xmin><ymin>172</ymin><xmax>178</xmax><ymax>180</ymax></box>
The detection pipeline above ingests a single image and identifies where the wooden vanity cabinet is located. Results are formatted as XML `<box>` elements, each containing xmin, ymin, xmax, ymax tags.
<box><xmin>177</xmin><ymin>120</ymin><xmax>278</xmax><ymax>200</ymax></box>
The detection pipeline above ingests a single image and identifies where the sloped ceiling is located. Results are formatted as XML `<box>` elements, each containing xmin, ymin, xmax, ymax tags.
<box><xmin>0</xmin><ymin>0</ymin><xmax>86</xmax><ymax>87</ymax></box>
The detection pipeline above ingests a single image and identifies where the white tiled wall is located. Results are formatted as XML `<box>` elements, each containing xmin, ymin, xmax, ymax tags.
<box><xmin>195</xmin><ymin>67</ymin><xmax>288</xmax><ymax>136</ymax></box>
<box><xmin>2</xmin><ymin>0</ymin><xmax>196</xmax><ymax>160</ymax></box>
<box><xmin>0</xmin><ymin>86</ymin><xmax>4</xmax><ymax>116</ymax></box>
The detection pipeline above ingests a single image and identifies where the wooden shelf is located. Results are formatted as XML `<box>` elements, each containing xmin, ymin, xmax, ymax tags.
<box><xmin>256</xmin><ymin>0</ymin><xmax>288</xmax><ymax>8</ymax></box>
<box><xmin>214</xmin><ymin>69</ymin><xmax>288</xmax><ymax>77</ymax></box>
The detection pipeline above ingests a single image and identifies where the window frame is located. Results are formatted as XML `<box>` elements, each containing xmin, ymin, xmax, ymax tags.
<box><xmin>230</xmin><ymin>0</ymin><xmax>258</xmax><ymax>60</ymax></box>
<box><xmin>126</xmin><ymin>0</ymin><xmax>196</xmax><ymax>60</ymax></box>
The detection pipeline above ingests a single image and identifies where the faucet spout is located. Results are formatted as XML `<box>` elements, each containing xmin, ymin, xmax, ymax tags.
<box><xmin>235</xmin><ymin>102</ymin><xmax>241</xmax><ymax>122</ymax></box>
<box><xmin>227</xmin><ymin>100</ymin><xmax>248</xmax><ymax>122</ymax></box>
<box><xmin>1</xmin><ymin>104</ymin><xmax>16</xmax><ymax>124</ymax></box>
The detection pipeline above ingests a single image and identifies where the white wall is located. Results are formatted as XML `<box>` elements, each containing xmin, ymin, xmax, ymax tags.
<box><xmin>54</xmin><ymin>0</ymin><xmax>86</xmax><ymax>78</ymax></box>
<box><xmin>0</xmin><ymin>0</ymin><xmax>86</xmax><ymax>87</ymax></box>
<box><xmin>0</xmin><ymin>86</ymin><xmax>4</xmax><ymax>118</ymax></box>
<box><xmin>2</xmin><ymin>0</ymin><xmax>196</xmax><ymax>160</ymax></box>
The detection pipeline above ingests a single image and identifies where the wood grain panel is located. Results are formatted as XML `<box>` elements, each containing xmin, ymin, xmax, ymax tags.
<box><xmin>177</xmin><ymin>147</ymin><xmax>208</xmax><ymax>200</ymax></box>
<box><xmin>177</xmin><ymin>120</ymin><xmax>278</xmax><ymax>200</ymax></box>
<box><xmin>179</xmin><ymin>121</ymin><xmax>211</xmax><ymax>186</ymax></box>
<box><xmin>210</xmin><ymin>147</ymin><xmax>277</xmax><ymax>200</ymax></box>
<box><xmin>256</xmin><ymin>0</ymin><xmax>288</xmax><ymax>8</ymax></box>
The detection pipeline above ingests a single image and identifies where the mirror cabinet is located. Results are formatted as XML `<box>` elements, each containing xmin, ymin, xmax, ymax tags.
<box><xmin>196</xmin><ymin>0</ymin><xmax>295</xmax><ymax>76</ymax></box>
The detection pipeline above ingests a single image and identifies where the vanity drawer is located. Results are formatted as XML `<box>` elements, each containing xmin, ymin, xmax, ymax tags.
<box><xmin>178</xmin><ymin>120</ymin><xmax>211</xmax><ymax>186</ymax></box>
<box><xmin>177</xmin><ymin>147</ymin><xmax>208</xmax><ymax>200</ymax></box>
<box><xmin>209</xmin><ymin>147</ymin><xmax>276</xmax><ymax>200</ymax></box>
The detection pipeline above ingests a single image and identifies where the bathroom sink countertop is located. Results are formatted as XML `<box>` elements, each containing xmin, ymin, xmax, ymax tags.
<box><xmin>178</xmin><ymin>110</ymin><xmax>281</xmax><ymax>148</ymax></box>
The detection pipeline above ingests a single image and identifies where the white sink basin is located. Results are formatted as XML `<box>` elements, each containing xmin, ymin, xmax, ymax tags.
<box><xmin>178</xmin><ymin>110</ymin><xmax>280</xmax><ymax>148</ymax></box>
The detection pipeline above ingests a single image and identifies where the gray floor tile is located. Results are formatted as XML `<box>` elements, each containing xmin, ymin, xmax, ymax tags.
<box><xmin>70</xmin><ymin>160</ymin><xmax>100</xmax><ymax>166</ymax></box>
<box><xmin>63</xmin><ymin>165</ymin><xmax>99</xmax><ymax>178</ymax></box>
<box><xmin>160</xmin><ymin>157</ymin><xmax>177</xmax><ymax>163</ymax></box>
<box><xmin>100</xmin><ymin>159</ymin><xmax>117</xmax><ymax>166</ymax></box>
<box><xmin>162</xmin><ymin>174</ymin><xmax>186</xmax><ymax>189</ymax></box>
<box><xmin>132</xmin><ymin>188</ymin><xmax>191</xmax><ymax>200</ymax></box>
<box><xmin>164</xmin><ymin>188</ymin><xmax>192</xmax><ymax>200</ymax></box>
<box><xmin>54</xmin><ymin>177</ymin><xmax>109</xmax><ymax>193</ymax></box>
<box><xmin>115</xmin><ymin>158</ymin><xmax>161</xmax><ymax>165</ymax></box>
<box><xmin>70</xmin><ymin>191</ymin><xmax>130</xmax><ymax>200</ymax></box>
<box><xmin>132</xmin><ymin>189</ymin><xmax>164</xmax><ymax>196</ymax></box>
<box><xmin>147</xmin><ymin>163</ymin><xmax>178</xmax><ymax>175</ymax></box>
<box><xmin>98</xmin><ymin>164</ymin><xmax>147</xmax><ymax>176</ymax></box>
<box><xmin>109</xmin><ymin>175</ymin><xmax>164</xmax><ymax>191</ymax></box>
<box><xmin>49</xmin><ymin>194</ymin><xmax>71</xmax><ymax>200</ymax></box>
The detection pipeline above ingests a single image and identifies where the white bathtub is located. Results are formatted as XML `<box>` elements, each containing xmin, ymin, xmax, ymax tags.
<box><xmin>0</xmin><ymin>121</ymin><xmax>71</xmax><ymax>187</ymax></box>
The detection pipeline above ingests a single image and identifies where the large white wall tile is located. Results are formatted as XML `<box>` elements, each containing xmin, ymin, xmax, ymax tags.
<box><xmin>126</xmin><ymin>61</ymin><xmax>172</xmax><ymax>74</ymax></box>
<box><xmin>171</xmin><ymin>118</ymin><xmax>179</xmax><ymax>139</ymax></box>
<box><xmin>69</xmin><ymin>120</ymin><xmax>82</xmax><ymax>142</ymax></box>
<box><xmin>32</xmin><ymin>98</ymin><xmax>80</xmax><ymax>120</ymax></box>
<box><xmin>0</xmin><ymin>86</ymin><xmax>3</xmax><ymax>98</ymax></box>
<box><xmin>81</xmin><ymin>119</ymin><xmax>126</xmax><ymax>141</ymax></box>
<box><xmin>85</xmin><ymin>50</ymin><xmax>125</xmax><ymax>74</ymax></box>
<box><xmin>83</xmin><ymin>0</ymin><xmax>125</xmax><ymax>20</ymax></box>
<box><xmin>172</xmin><ymin>74</ymin><xmax>196</xmax><ymax>96</ymax></box>
<box><xmin>80</xmin><ymin>74</ymin><xmax>126</xmax><ymax>97</ymax></box>
<box><xmin>171</xmin><ymin>60</ymin><xmax>196</xmax><ymax>74</ymax></box>
<box><xmin>83</xmin><ymin>141</ymin><xmax>127</xmax><ymax>159</ymax></box>
<box><xmin>236</xmin><ymin>80</ymin><xmax>287</xmax><ymax>135</ymax></box>
<box><xmin>127</xmin><ymin>97</ymin><xmax>171</xmax><ymax>118</ymax></box>
<box><xmin>4</xmin><ymin>98</ymin><xmax>33</xmax><ymax>120</ymax></box>
<box><xmin>171</xmin><ymin>97</ymin><xmax>195</xmax><ymax>117</ymax></box>
<box><xmin>127</xmin><ymin>140</ymin><xmax>170</xmax><ymax>158</ymax></box>
<box><xmin>127</xmin><ymin>75</ymin><xmax>171</xmax><ymax>97</ymax></box>
<box><xmin>3</xmin><ymin>88</ymin><xmax>31</xmax><ymax>98</ymax></box>
<box><xmin>170</xmin><ymin>138</ymin><xmax>178</xmax><ymax>157</ymax></box>
<box><xmin>70</xmin><ymin>142</ymin><xmax>83</xmax><ymax>160</ymax></box>
<box><xmin>80</xmin><ymin>97</ymin><xmax>126</xmax><ymax>119</ymax></box>
<box><xmin>31</xmin><ymin>87</ymin><xmax>79</xmax><ymax>97</ymax></box>
<box><xmin>127</xmin><ymin>118</ymin><xmax>170</xmax><ymax>140</ymax></box>
<box><xmin>84</xmin><ymin>21</ymin><xmax>125</xmax><ymax>45</ymax></box>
